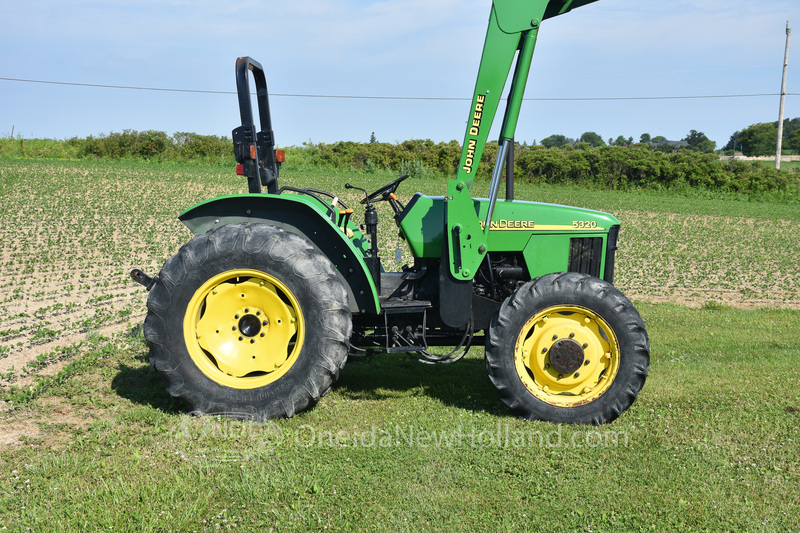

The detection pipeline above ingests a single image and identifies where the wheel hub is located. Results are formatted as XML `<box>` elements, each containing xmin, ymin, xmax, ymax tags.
<box><xmin>548</xmin><ymin>338</ymin><xmax>585</xmax><ymax>374</ymax></box>
<box><xmin>238</xmin><ymin>313</ymin><xmax>264</xmax><ymax>338</ymax></box>
<box><xmin>191</xmin><ymin>274</ymin><xmax>300</xmax><ymax>380</ymax></box>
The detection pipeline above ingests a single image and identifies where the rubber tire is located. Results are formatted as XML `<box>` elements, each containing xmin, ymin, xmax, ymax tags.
<box><xmin>144</xmin><ymin>223</ymin><xmax>352</xmax><ymax>420</ymax></box>
<box><xmin>486</xmin><ymin>272</ymin><xmax>649</xmax><ymax>425</ymax></box>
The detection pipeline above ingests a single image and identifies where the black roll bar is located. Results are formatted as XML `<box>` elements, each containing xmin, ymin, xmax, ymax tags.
<box><xmin>233</xmin><ymin>56</ymin><xmax>279</xmax><ymax>194</ymax></box>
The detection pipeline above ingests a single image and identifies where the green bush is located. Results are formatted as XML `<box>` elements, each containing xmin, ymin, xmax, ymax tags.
<box><xmin>172</xmin><ymin>132</ymin><xmax>231</xmax><ymax>162</ymax></box>
<box><xmin>80</xmin><ymin>130</ymin><xmax>171</xmax><ymax>160</ymax></box>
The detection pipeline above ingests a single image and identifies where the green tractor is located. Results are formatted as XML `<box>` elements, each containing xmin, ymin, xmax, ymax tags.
<box><xmin>132</xmin><ymin>0</ymin><xmax>649</xmax><ymax>425</ymax></box>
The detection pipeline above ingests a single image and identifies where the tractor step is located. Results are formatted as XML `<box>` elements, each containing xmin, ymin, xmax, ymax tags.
<box><xmin>380</xmin><ymin>299</ymin><xmax>431</xmax><ymax>353</ymax></box>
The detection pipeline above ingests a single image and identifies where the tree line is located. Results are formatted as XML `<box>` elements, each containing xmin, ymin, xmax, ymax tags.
<box><xmin>538</xmin><ymin>117</ymin><xmax>800</xmax><ymax>157</ymax></box>
<box><xmin>2</xmin><ymin>129</ymin><xmax>797</xmax><ymax>200</ymax></box>
<box><xmin>286</xmin><ymin>139</ymin><xmax>797</xmax><ymax>199</ymax></box>
<box><xmin>539</xmin><ymin>130</ymin><xmax>716</xmax><ymax>153</ymax></box>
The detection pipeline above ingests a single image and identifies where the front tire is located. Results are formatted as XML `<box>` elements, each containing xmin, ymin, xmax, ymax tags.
<box><xmin>144</xmin><ymin>223</ymin><xmax>352</xmax><ymax>420</ymax></box>
<box><xmin>486</xmin><ymin>272</ymin><xmax>649</xmax><ymax>424</ymax></box>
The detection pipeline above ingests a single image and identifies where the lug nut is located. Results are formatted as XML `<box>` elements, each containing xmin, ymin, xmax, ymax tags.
<box><xmin>583</xmin><ymin>343</ymin><xmax>589</xmax><ymax>349</ymax></box>
<box><xmin>235</xmin><ymin>314</ymin><xmax>239</xmax><ymax>319</ymax></box>
<box><xmin>245</xmin><ymin>308</ymin><xmax>249</xmax><ymax>313</ymax></box>
<box><xmin>574</xmin><ymin>372</ymin><xmax>580</xmax><ymax>378</ymax></box>
<box><xmin>552</xmin><ymin>334</ymin><xmax>558</xmax><ymax>341</ymax></box>
<box><xmin>569</xmin><ymin>332</ymin><xmax>575</xmax><ymax>338</ymax></box>
<box><xmin>238</xmin><ymin>336</ymin><xmax>243</xmax><ymax>341</ymax></box>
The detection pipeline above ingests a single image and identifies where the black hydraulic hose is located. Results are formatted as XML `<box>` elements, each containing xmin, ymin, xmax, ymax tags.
<box><xmin>407</xmin><ymin>319</ymin><xmax>474</xmax><ymax>365</ymax></box>
<box><xmin>277</xmin><ymin>186</ymin><xmax>337</xmax><ymax>220</ymax></box>
<box><xmin>303</xmin><ymin>188</ymin><xmax>350</xmax><ymax>210</ymax></box>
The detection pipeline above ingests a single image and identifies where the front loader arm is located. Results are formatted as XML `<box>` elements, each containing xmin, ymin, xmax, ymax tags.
<box><xmin>445</xmin><ymin>0</ymin><xmax>598</xmax><ymax>280</ymax></box>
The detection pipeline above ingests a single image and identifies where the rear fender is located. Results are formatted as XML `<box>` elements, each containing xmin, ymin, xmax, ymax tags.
<box><xmin>178</xmin><ymin>194</ymin><xmax>379</xmax><ymax>315</ymax></box>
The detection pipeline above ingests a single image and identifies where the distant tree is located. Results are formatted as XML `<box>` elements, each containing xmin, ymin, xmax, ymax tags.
<box><xmin>724</xmin><ymin>119</ymin><xmax>799</xmax><ymax>152</ymax></box>
<box><xmin>639</xmin><ymin>133</ymin><xmax>652</xmax><ymax>144</ymax></box>
<box><xmin>651</xmin><ymin>135</ymin><xmax>667</xmax><ymax>144</ymax></box>
<box><xmin>724</xmin><ymin>131</ymin><xmax>740</xmax><ymax>152</ymax></box>
<box><xmin>682</xmin><ymin>129</ymin><xmax>716</xmax><ymax>153</ymax></box>
<box><xmin>774</xmin><ymin>117</ymin><xmax>800</xmax><ymax>145</ymax></box>
<box><xmin>541</xmin><ymin>134</ymin><xmax>571</xmax><ymax>148</ymax></box>
<box><xmin>369</xmin><ymin>132</ymin><xmax>377</xmax><ymax>144</ymax></box>
<box><xmin>578</xmin><ymin>131</ymin><xmax>605</xmax><ymax>147</ymax></box>
<box><xmin>612</xmin><ymin>135</ymin><xmax>629</xmax><ymax>147</ymax></box>
<box><xmin>738</xmin><ymin>122</ymin><xmax>778</xmax><ymax>156</ymax></box>
<box><xmin>788</xmin><ymin>129</ymin><xmax>800</xmax><ymax>152</ymax></box>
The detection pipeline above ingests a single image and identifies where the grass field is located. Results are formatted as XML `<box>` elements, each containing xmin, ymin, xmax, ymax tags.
<box><xmin>1</xmin><ymin>159</ymin><xmax>799</xmax><ymax>531</ymax></box>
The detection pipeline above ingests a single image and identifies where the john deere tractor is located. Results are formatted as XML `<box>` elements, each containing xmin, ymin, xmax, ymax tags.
<box><xmin>132</xmin><ymin>0</ymin><xmax>649</xmax><ymax>425</ymax></box>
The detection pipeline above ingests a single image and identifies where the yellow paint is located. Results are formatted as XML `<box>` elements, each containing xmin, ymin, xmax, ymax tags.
<box><xmin>479</xmin><ymin>219</ymin><xmax>605</xmax><ymax>231</ymax></box>
<box><xmin>513</xmin><ymin>305</ymin><xmax>620</xmax><ymax>407</ymax></box>
<box><xmin>183</xmin><ymin>269</ymin><xmax>305</xmax><ymax>389</ymax></box>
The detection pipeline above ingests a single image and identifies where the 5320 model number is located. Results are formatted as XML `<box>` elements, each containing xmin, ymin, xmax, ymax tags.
<box><xmin>572</xmin><ymin>220</ymin><xmax>598</xmax><ymax>229</ymax></box>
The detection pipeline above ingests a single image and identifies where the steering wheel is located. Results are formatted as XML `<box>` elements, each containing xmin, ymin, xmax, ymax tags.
<box><xmin>363</xmin><ymin>174</ymin><xmax>409</xmax><ymax>204</ymax></box>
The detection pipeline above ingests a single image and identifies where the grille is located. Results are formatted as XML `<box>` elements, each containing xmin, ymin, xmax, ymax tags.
<box><xmin>568</xmin><ymin>237</ymin><xmax>603</xmax><ymax>278</ymax></box>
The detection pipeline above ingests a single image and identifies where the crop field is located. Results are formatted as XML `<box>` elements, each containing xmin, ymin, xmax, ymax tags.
<box><xmin>1</xmin><ymin>158</ymin><xmax>799</xmax><ymax>531</ymax></box>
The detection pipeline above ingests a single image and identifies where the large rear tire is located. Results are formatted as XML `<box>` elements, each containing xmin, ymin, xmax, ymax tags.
<box><xmin>144</xmin><ymin>223</ymin><xmax>352</xmax><ymax>420</ymax></box>
<box><xmin>486</xmin><ymin>272</ymin><xmax>649</xmax><ymax>424</ymax></box>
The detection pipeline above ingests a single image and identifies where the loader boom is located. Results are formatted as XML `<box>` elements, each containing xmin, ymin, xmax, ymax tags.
<box><xmin>446</xmin><ymin>0</ymin><xmax>598</xmax><ymax>280</ymax></box>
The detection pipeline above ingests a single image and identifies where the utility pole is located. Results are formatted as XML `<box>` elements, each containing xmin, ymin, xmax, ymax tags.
<box><xmin>776</xmin><ymin>21</ymin><xmax>791</xmax><ymax>169</ymax></box>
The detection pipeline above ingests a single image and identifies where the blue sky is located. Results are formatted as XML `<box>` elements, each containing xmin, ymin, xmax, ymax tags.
<box><xmin>1</xmin><ymin>0</ymin><xmax>798</xmax><ymax>148</ymax></box>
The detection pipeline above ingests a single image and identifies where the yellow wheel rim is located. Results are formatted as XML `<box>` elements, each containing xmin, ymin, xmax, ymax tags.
<box><xmin>183</xmin><ymin>269</ymin><xmax>305</xmax><ymax>389</ymax></box>
<box><xmin>514</xmin><ymin>305</ymin><xmax>620</xmax><ymax>407</ymax></box>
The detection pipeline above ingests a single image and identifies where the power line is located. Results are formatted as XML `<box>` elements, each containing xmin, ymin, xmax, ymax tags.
<box><xmin>0</xmin><ymin>77</ymin><xmax>231</xmax><ymax>95</ymax></box>
<box><xmin>1</xmin><ymin>76</ymin><xmax>798</xmax><ymax>102</ymax></box>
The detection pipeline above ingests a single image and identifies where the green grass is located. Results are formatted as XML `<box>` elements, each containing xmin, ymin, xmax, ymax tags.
<box><xmin>758</xmin><ymin>159</ymin><xmax>800</xmax><ymax>172</ymax></box>
<box><xmin>0</xmin><ymin>305</ymin><xmax>799</xmax><ymax>531</ymax></box>
<box><xmin>1</xmin><ymin>158</ymin><xmax>799</xmax><ymax>531</ymax></box>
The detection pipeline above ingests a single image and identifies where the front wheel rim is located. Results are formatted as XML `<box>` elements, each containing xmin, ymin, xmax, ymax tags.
<box><xmin>184</xmin><ymin>269</ymin><xmax>305</xmax><ymax>389</ymax></box>
<box><xmin>514</xmin><ymin>305</ymin><xmax>620</xmax><ymax>407</ymax></box>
